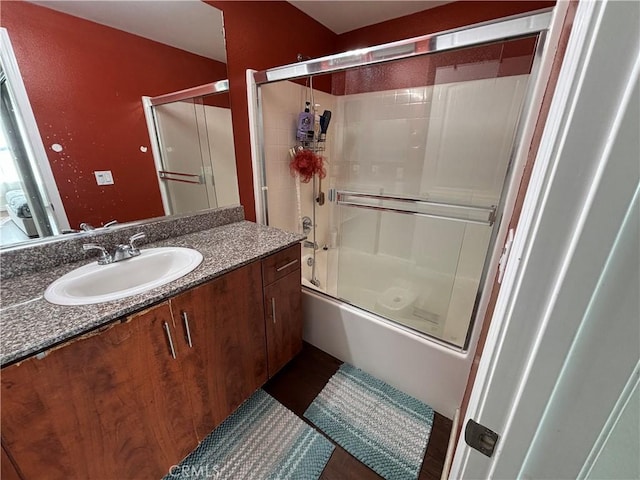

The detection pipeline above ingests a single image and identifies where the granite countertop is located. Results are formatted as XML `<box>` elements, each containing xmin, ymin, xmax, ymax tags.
<box><xmin>0</xmin><ymin>221</ymin><xmax>304</xmax><ymax>367</ymax></box>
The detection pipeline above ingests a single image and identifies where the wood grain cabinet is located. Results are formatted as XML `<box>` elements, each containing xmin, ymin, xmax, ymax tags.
<box><xmin>169</xmin><ymin>261</ymin><xmax>267</xmax><ymax>439</ymax></box>
<box><xmin>0</xmin><ymin>248</ymin><xmax>301</xmax><ymax>479</ymax></box>
<box><xmin>262</xmin><ymin>244</ymin><xmax>302</xmax><ymax>378</ymax></box>
<box><xmin>0</xmin><ymin>302</ymin><xmax>195</xmax><ymax>479</ymax></box>
<box><xmin>2</xmin><ymin>445</ymin><xmax>22</xmax><ymax>480</ymax></box>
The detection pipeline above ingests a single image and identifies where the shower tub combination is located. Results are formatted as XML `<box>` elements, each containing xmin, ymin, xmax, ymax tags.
<box><xmin>249</xmin><ymin>9</ymin><xmax>554</xmax><ymax>418</ymax></box>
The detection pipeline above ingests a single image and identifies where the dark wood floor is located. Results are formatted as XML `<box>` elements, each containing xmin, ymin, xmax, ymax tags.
<box><xmin>263</xmin><ymin>342</ymin><xmax>453</xmax><ymax>480</ymax></box>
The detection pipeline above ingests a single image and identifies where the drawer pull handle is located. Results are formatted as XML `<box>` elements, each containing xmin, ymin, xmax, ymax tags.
<box><xmin>181</xmin><ymin>311</ymin><xmax>193</xmax><ymax>348</ymax></box>
<box><xmin>276</xmin><ymin>259</ymin><xmax>298</xmax><ymax>272</ymax></box>
<box><xmin>271</xmin><ymin>298</ymin><xmax>277</xmax><ymax>324</ymax></box>
<box><xmin>163</xmin><ymin>321</ymin><xmax>177</xmax><ymax>359</ymax></box>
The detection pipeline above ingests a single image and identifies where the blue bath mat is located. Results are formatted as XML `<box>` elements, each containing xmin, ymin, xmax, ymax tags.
<box><xmin>165</xmin><ymin>389</ymin><xmax>334</xmax><ymax>480</ymax></box>
<box><xmin>304</xmin><ymin>363</ymin><xmax>434</xmax><ymax>480</ymax></box>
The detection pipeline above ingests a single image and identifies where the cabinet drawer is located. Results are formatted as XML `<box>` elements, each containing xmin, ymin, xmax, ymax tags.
<box><xmin>262</xmin><ymin>244</ymin><xmax>301</xmax><ymax>286</ymax></box>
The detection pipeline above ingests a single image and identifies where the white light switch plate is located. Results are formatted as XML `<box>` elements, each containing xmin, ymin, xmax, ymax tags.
<box><xmin>94</xmin><ymin>170</ymin><xmax>114</xmax><ymax>185</ymax></box>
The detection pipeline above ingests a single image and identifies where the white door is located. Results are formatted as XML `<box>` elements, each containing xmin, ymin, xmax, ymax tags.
<box><xmin>451</xmin><ymin>1</ymin><xmax>640</xmax><ymax>478</ymax></box>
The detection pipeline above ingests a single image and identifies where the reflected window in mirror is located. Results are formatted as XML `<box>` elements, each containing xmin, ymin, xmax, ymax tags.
<box><xmin>1</xmin><ymin>30</ymin><xmax>66</xmax><ymax>248</ymax></box>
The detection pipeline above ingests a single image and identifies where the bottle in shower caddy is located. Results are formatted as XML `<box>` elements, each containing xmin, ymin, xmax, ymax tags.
<box><xmin>313</xmin><ymin>104</ymin><xmax>321</xmax><ymax>142</ymax></box>
<box><xmin>296</xmin><ymin>102</ymin><xmax>314</xmax><ymax>142</ymax></box>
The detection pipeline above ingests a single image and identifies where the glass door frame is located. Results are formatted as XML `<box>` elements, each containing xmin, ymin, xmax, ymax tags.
<box><xmin>0</xmin><ymin>28</ymin><xmax>69</xmax><ymax>236</ymax></box>
<box><xmin>142</xmin><ymin>80</ymin><xmax>229</xmax><ymax>215</ymax></box>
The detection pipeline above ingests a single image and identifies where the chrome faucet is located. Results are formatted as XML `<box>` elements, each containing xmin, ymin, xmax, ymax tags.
<box><xmin>79</xmin><ymin>220</ymin><xmax>117</xmax><ymax>231</ymax></box>
<box><xmin>82</xmin><ymin>244</ymin><xmax>112</xmax><ymax>265</ymax></box>
<box><xmin>83</xmin><ymin>232</ymin><xmax>146</xmax><ymax>265</ymax></box>
<box><xmin>303</xmin><ymin>240</ymin><xmax>318</xmax><ymax>250</ymax></box>
<box><xmin>112</xmin><ymin>232</ymin><xmax>146</xmax><ymax>262</ymax></box>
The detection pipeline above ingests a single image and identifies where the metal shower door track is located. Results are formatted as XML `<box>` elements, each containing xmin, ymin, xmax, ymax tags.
<box><xmin>149</xmin><ymin>79</ymin><xmax>229</xmax><ymax>106</ymax></box>
<box><xmin>253</xmin><ymin>9</ymin><xmax>552</xmax><ymax>85</ymax></box>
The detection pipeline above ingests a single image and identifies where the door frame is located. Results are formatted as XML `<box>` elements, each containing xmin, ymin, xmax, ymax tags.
<box><xmin>450</xmin><ymin>0</ymin><xmax>640</xmax><ymax>477</ymax></box>
<box><xmin>0</xmin><ymin>28</ymin><xmax>69</xmax><ymax>232</ymax></box>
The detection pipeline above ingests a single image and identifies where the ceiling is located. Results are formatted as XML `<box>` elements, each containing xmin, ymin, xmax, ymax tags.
<box><xmin>28</xmin><ymin>1</ymin><xmax>227</xmax><ymax>62</ymax></box>
<box><xmin>290</xmin><ymin>1</ymin><xmax>452</xmax><ymax>34</ymax></box>
<box><xmin>28</xmin><ymin>1</ymin><xmax>452</xmax><ymax>62</ymax></box>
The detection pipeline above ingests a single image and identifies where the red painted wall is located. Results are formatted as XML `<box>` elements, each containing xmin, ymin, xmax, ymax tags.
<box><xmin>332</xmin><ymin>37</ymin><xmax>537</xmax><ymax>95</ymax></box>
<box><xmin>1</xmin><ymin>1</ymin><xmax>227</xmax><ymax>229</ymax></box>
<box><xmin>332</xmin><ymin>1</ymin><xmax>553</xmax><ymax>95</ymax></box>
<box><xmin>208</xmin><ymin>1</ymin><xmax>337</xmax><ymax>221</ymax></box>
<box><xmin>336</xmin><ymin>1</ymin><xmax>556</xmax><ymax>50</ymax></box>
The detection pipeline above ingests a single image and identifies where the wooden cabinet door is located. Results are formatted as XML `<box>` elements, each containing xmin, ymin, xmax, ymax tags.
<box><xmin>170</xmin><ymin>262</ymin><xmax>268</xmax><ymax>439</ymax></box>
<box><xmin>1</xmin><ymin>445</ymin><xmax>22</xmax><ymax>480</ymax></box>
<box><xmin>264</xmin><ymin>269</ymin><xmax>302</xmax><ymax>377</ymax></box>
<box><xmin>0</xmin><ymin>303</ymin><xmax>196</xmax><ymax>480</ymax></box>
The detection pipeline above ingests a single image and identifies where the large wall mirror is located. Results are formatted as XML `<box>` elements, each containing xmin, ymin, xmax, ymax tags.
<box><xmin>0</xmin><ymin>0</ymin><xmax>238</xmax><ymax>249</ymax></box>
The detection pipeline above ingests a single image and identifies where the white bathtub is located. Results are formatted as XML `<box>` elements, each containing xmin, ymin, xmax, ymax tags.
<box><xmin>300</xmin><ymin>247</ymin><xmax>481</xmax><ymax>419</ymax></box>
<box><xmin>302</xmin><ymin>288</ymin><xmax>474</xmax><ymax>419</ymax></box>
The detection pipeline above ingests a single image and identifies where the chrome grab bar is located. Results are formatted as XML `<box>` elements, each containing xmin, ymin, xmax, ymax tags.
<box><xmin>336</xmin><ymin>190</ymin><xmax>496</xmax><ymax>226</ymax></box>
<box><xmin>158</xmin><ymin>170</ymin><xmax>204</xmax><ymax>185</ymax></box>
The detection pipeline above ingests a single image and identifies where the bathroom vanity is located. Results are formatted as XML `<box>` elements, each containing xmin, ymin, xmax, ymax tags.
<box><xmin>0</xmin><ymin>207</ymin><xmax>303</xmax><ymax>479</ymax></box>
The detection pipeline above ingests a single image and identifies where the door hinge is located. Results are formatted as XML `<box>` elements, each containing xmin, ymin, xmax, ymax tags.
<box><xmin>465</xmin><ymin>419</ymin><xmax>499</xmax><ymax>457</ymax></box>
<box><xmin>498</xmin><ymin>228</ymin><xmax>515</xmax><ymax>284</ymax></box>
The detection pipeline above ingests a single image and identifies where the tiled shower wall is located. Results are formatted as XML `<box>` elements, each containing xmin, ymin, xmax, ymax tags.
<box><xmin>261</xmin><ymin>81</ymin><xmax>337</xmax><ymax>252</ymax></box>
<box><xmin>261</xmin><ymin>74</ymin><xmax>528</xmax><ymax>346</ymax></box>
<box><xmin>336</xmin><ymin>75</ymin><xmax>529</xmax><ymax>262</ymax></box>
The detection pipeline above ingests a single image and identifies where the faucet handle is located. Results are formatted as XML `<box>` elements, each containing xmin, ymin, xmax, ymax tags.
<box><xmin>128</xmin><ymin>232</ymin><xmax>146</xmax><ymax>252</ymax></box>
<box><xmin>82</xmin><ymin>243</ymin><xmax>112</xmax><ymax>265</ymax></box>
<box><xmin>103</xmin><ymin>220</ymin><xmax>118</xmax><ymax>228</ymax></box>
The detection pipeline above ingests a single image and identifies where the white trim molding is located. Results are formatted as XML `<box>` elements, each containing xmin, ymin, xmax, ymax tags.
<box><xmin>0</xmin><ymin>28</ymin><xmax>69</xmax><ymax>232</ymax></box>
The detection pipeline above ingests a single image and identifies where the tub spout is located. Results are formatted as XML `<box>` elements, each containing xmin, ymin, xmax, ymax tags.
<box><xmin>303</xmin><ymin>240</ymin><xmax>318</xmax><ymax>250</ymax></box>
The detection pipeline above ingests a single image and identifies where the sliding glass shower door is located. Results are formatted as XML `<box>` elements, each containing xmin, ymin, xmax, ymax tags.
<box><xmin>257</xmin><ymin>20</ymin><xmax>547</xmax><ymax>349</ymax></box>
<box><xmin>329</xmin><ymin>38</ymin><xmax>533</xmax><ymax>347</ymax></box>
<box><xmin>151</xmin><ymin>97</ymin><xmax>218</xmax><ymax>215</ymax></box>
<box><xmin>146</xmin><ymin>83</ymin><xmax>239</xmax><ymax>217</ymax></box>
<box><xmin>335</xmin><ymin>197</ymin><xmax>495</xmax><ymax>344</ymax></box>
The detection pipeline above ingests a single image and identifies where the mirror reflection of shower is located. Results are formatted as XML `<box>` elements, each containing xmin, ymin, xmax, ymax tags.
<box><xmin>143</xmin><ymin>80</ymin><xmax>239</xmax><ymax>216</ymax></box>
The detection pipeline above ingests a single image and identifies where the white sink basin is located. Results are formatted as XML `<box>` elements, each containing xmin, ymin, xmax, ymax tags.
<box><xmin>45</xmin><ymin>247</ymin><xmax>203</xmax><ymax>305</ymax></box>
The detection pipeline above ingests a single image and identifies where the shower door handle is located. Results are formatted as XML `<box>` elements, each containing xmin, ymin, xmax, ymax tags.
<box><xmin>158</xmin><ymin>170</ymin><xmax>204</xmax><ymax>185</ymax></box>
<box><xmin>271</xmin><ymin>298</ymin><xmax>277</xmax><ymax>324</ymax></box>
